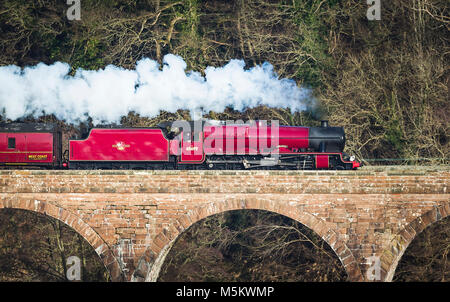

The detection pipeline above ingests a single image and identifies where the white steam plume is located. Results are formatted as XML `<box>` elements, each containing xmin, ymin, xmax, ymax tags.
<box><xmin>0</xmin><ymin>54</ymin><xmax>312</xmax><ymax>124</ymax></box>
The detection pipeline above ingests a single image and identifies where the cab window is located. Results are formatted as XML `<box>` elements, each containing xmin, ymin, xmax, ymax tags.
<box><xmin>8</xmin><ymin>137</ymin><xmax>15</xmax><ymax>149</ymax></box>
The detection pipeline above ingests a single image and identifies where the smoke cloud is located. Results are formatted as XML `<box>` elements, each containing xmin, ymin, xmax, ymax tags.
<box><xmin>0</xmin><ymin>54</ymin><xmax>312</xmax><ymax>124</ymax></box>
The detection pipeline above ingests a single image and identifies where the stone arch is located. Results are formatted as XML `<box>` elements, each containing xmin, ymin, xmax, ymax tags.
<box><xmin>0</xmin><ymin>199</ymin><xmax>125</xmax><ymax>281</ymax></box>
<box><xmin>380</xmin><ymin>204</ymin><xmax>450</xmax><ymax>281</ymax></box>
<box><xmin>138</xmin><ymin>197</ymin><xmax>363</xmax><ymax>282</ymax></box>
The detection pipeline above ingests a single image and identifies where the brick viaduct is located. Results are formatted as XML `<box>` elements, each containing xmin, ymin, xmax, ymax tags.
<box><xmin>0</xmin><ymin>166</ymin><xmax>448</xmax><ymax>282</ymax></box>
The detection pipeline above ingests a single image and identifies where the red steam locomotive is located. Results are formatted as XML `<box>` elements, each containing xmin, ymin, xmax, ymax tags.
<box><xmin>0</xmin><ymin>121</ymin><xmax>361</xmax><ymax>170</ymax></box>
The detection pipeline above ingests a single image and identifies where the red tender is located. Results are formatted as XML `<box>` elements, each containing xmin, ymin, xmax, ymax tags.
<box><xmin>69</xmin><ymin>129</ymin><xmax>170</xmax><ymax>162</ymax></box>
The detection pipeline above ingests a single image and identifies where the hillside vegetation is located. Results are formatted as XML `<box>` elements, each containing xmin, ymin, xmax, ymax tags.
<box><xmin>0</xmin><ymin>0</ymin><xmax>448</xmax><ymax>162</ymax></box>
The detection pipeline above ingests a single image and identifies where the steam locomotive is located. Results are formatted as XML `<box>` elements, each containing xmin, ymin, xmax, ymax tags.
<box><xmin>0</xmin><ymin>121</ymin><xmax>361</xmax><ymax>170</ymax></box>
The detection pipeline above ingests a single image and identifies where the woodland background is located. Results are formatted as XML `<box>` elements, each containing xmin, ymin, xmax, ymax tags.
<box><xmin>0</xmin><ymin>0</ymin><xmax>448</xmax><ymax>164</ymax></box>
<box><xmin>0</xmin><ymin>0</ymin><xmax>448</xmax><ymax>282</ymax></box>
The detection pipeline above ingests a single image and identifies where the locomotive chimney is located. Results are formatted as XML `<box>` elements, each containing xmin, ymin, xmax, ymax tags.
<box><xmin>321</xmin><ymin>120</ymin><xmax>328</xmax><ymax>127</ymax></box>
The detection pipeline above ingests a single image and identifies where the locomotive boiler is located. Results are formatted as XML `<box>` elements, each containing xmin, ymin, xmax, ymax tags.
<box><xmin>0</xmin><ymin>120</ymin><xmax>361</xmax><ymax>170</ymax></box>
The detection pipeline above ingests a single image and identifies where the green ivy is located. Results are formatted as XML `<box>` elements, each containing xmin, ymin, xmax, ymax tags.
<box><xmin>70</xmin><ymin>38</ymin><xmax>105</xmax><ymax>70</ymax></box>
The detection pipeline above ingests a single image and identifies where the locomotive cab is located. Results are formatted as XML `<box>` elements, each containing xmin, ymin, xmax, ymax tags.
<box><xmin>179</xmin><ymin>130</ymin><xmax>204</xmax><ymax>164</ymax></box>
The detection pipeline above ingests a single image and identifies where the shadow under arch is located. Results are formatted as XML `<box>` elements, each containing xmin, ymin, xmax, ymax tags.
<box><xmin>141</xmin><ymin>199</ymin><xmax>363</xmax><ymax>281</ymax></box>
<box><xmin>0</xmin><ymin>199</ymin><xmax>125</xmax><ymax>281</ymax></box>
<box><xmin>380</xmin><ymin>204</ymin><xmax>449</xmax><ymax>282</ymax></box>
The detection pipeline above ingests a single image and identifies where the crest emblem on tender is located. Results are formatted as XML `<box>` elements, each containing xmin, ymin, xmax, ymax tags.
<box><xmin>112</xmin><ymin>141</ymin><xmax>130</xmax><ymax>151</ymax></box>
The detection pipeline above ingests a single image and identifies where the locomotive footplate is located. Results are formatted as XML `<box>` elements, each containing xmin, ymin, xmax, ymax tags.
<box><xmin>205</xmin><ymin>153</ymin><xmax>355</xmax><ymax>170</ymax></box>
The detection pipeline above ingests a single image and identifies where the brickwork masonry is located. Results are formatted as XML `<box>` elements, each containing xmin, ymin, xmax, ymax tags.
<box><xmin>0</xmin><ymin>166</ymin><xmax>448</xmax><ymax>281</ymax></box>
